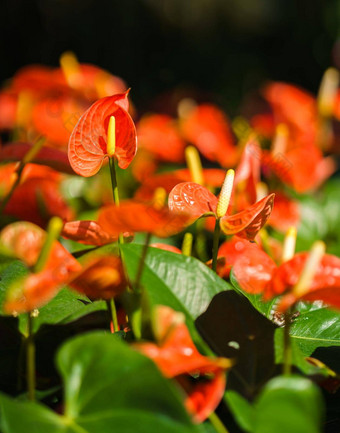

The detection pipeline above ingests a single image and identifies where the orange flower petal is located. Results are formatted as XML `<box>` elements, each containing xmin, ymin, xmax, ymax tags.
<box><xmin>220</xmin><ymin>193</ymin><xmax>275</xmax><ymax>241</ymax></box>
<box><xmin>168</xmin><ymin>182</ymin><xmax>218</xmax><ymax>219</ymax></box>
<box><xmin>70</xmin><ymin>255</ymin><xmax>126</xmax><ymax>300</ymax></box>
<box><xmin>68</xmin><ymin>91</ymin><xmax>137</xmax><ymax>176</ymax></box>
<box><xmin>98</xmin><ymin>200</ymin><xmax>190</xmax><ymax>238</ymax></box>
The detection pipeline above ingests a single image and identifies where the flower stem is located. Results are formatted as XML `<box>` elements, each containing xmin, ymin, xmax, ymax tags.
<box><xmin>209</xmin><ymin>412</ymin><xmax>230</xmax><ymax>433</ymax></box>
<box><xmin>26</xmin><ymin>312</ymin><xmax>35</xmax><ymax>401</ymax></box>
<box><xmin>107</xmin><ymin>156</ymin><xmax>123</xmax><ymax>329</ymax></box>
<box><xmin>212</xmin><ymin>218</ymin><xmax>221</xmax><ymax>272</ymax></box>
<box><xmin>283</xmin><ymin>311</ymin><xmax>292</xmax><ymax>375</ymax></box>
<box><xmin>106</xmin><ymin>298</ymin><xmax>119</xmax><ymax>333</ymax></box>
<box><xmin>135</xmin><ymin>232</ymin><xmax>152</xmax><ymax>291</ymax></box>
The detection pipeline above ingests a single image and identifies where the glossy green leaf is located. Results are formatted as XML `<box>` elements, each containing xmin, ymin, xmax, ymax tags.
<box><xmin>196</xmin><ymin>291</ymin><xmax>277</xmax><ymax>398</ymax></box>
<box><xmin>0</xmin><ymin>260</ymin><xmax>106</xmax><ymax>334</ymax></box>
<box><xmin>224</xmin><ymin>390</ymin><xmax>255</xmax><ymax>432</ymax></box>
<box><xmin>290</xmin><ymin>302</ymin><xmax>340</xmax><ymax>356</ymax></box>
<box><xmin>254</xmin><ymin>375</ymin><xmax>324</xmax><ymax>433</ymax></box>
<box><xmin>230</xmin><ymin>269</ymin><xmax>276</xmax><ymax>318</ymax></box>
<box><xmin>0</xmin><ymin>332</ymin><xmax>199</xmax><ymax>433</ymax></box>
<box><xmin>274</xmin><ymin>328</ymin><xmax>330</xmax><ymax>376</ymax></box>
<box><xmin>121</xmin><ymin>244</ymin><xmax>232</xmax><ymax>346</ymax></box>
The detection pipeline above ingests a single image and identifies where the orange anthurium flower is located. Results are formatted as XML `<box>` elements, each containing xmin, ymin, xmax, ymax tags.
<box><xmin>135</xmin><ymin>168</ymin><xmax>225</xmax><ymax>201</ymax></box>
<box><xmin>263</xmin><ymin>82</ymin><xmax>318</xmax><ymax>140</ymax></box>
<box><xmin>0</xmin><ymin>222</ymin><xmax>81</xmax><ymax>313</ymax></box>
<box><xmin>0</xmin><ymin>143</ymin><xmax>73</xmax><ymax>174</ymax></box>
<box><xmin>266</xmin><ymin>252</ymin><xmax>340</xmax><ymax>311</ymax></box>
<box><xmin>268</xmin><ymin>192</ymin><xmax>300</xmax><ymax>232</ymax></box>
<box><xmin>69</xmin><ymin>255</ymin><xmax>126</xmax><ymax>300</ymax></box>
<box><xmin>0</xmin><ymin>91</ymin><xmax>17</xmax><ymax>130</ymax></box>
<box><xmin>11</xmin><ymin>65</ymin><xmax>67</xmax><ymax>95</ymax></box>
<box><xmin>32</xmin><ymin>97</ymin><xmax>87</xmax><ymax>148</ymax></box>
<box><xmin>98</xmin><ymin>200</ymin><xmax>190</xmax><ymax>238</ymax></box>
<box><xmin>68</xmin><ymin>91</ymin><xmax>137</xmax><ymax>177</ymax></box>
<box><xmin>134</xmin><ymin>306</ymin><xmax>232</xmax><ymax>422</ymax></box>
<box><xmin>168</xmin><ymin>181</ymin><xmax>275</xmax><ymax>241</ymax></box>
<box><xmin>217</xmin><ymin>237</ymin><xmax>277</xmax><ymax>283</ymax></box>
<box><xmin>150</xmin><ymin>243</ymin><xmax>182</xmax><ymax>254</ymax></box>
<box><xmin>62</xmin><ymin>220</ymin><xmax>133</xmax><ymax>246</ymax></box>
<box><xmin>180</xmin><ymin>104</ymin><xmax>237</xmax><ymax>167</ymax></box>
<box><xmin>262</xmin><ymin>147</ymin><xmax>335</xmax><ymax>193</ymax></box>
<box><xmin>2</xmin><ymin>167</ymin><xmax>73</xmax><ymax>227</ymax></box>
<box><xmin>137</xmin><ymin>114</ymin><xmax>185</xmax><ymax>162</ymax></box>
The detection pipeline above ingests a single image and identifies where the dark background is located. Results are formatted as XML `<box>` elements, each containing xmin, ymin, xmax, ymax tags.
<box><xmin>0</xmin><ymin>0</ymin><xmax>339</xmax><ymax>113</ymax></box>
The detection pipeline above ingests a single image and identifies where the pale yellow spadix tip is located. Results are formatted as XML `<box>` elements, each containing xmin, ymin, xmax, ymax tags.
<box><xmin>107</xmin><ymin>116</ymin><xmax>116</xmax><ymax>157</ymax></box>
<box><xmin>216</xmin><ymin>169</ymin><xmax>235</xmax><ymax>218</ymax></box>
<box><xmin>153</xmin><ymin>187</ymin><xmax>167</xmax><ymax>210</ymax></box>
<box><xmin>60</xmin><ymin>51</ymin><xmax>81</xmax><ymax>88</ymax></box>
<box><xmin>318</xmin><ymin>67</ymin><xmax>340</xmax><ymax>117</ymax></box>
<box><xmin>185</xmin><ymin>146</ymin><xmax>204</xmax><ymax>185</ymax></box>
<box><xmin>293</xmin><ymin>240</ymin><xmax>326</xmax><ymax>298</ymax></box>
<box><xmin>272</xmin><ymin>123</ymin><xmax>289</xmax><ymax>156</ymax></box>
<box><xmin>281</xmin><ymin>226</ymin><xmax>297</xmax><ymax>263</ymax></box>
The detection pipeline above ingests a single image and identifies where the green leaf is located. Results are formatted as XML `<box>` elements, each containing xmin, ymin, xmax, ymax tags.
<box><xmin>274</xmin><ymin>328</ymin><xmax>330</xmax><ymax>376</ymax></box>
<box><xmin>18</xmin><ymin>290</ymin><xmax>106</xmax><ymax>334</ymax></box>
<box><xmin>121</xmin><ymin>244</ymin><xmax>232</xmax><ymax>346</ymax></box>
<box><xmin>196</xmin><ymin>291</ymin><xmax>277</xmax><ymax>398</ymax></box>
<box><xmin>0</xmin><ymin>332</ymin><xmax>200</xmax><ymax>433</ymax></box>
<box><xmin>254</xmin><ymin>375</ymin><xmax>324</xmax><ymax>433</ymax></box>
<box><xmin>290</xmin><ymin>302</ymin><xmax>340</xmax><ymax>356</ymax></box>
<box><xmin>0</xmin><ymin>258</ymin><xmax>106</xmax><ymax>334</ymax></box>
<box><xmin>230</xmin><ymin>269</ymin><xmax>276</xmax><ymax>318</ymax></box>
<box><xmin>224</xmin><ymin>390</ymin><xmax>255</xmax><ymax>432</ymax></box>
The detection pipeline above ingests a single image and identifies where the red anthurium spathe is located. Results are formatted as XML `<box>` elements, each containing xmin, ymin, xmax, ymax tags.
<box><xmin>266</xmin><ymin>252</ymin><xmax>340</xmax><ymax>311</ymax></box>
<box><xmin>217</xmin><ymin>237</ymin><xmax>277</xmax><ymax>285</ymax></box>
<box><xmin>180</xmin><ymin>104</ymin><xmax>237</xmax><ymax>167</ymax></box>
<box><xmin>98</xmin><ymin>200</ymin><xmax>190</xmax><ymax>238</ymax></box>
<box><xmin>268</xmin><ymin>192</ymin><xmax>300</xmax><ymax>232</ymax></box>
<box><xmin>150</xmin><ymin>243</ymin><xmax>182</xmax><ymax>254</ymax></box>
<box><xmin>69</xmin><ymin>255</ymin><xmax>126</xmax><ymax>300</ymax></box>
<box><xmin>134</xmin><ymin>306</ymin><xmax>232</xmax><ymax>422</ymax></box>
<box><xmin>68</xmin><ymin>91</ymin><xmax>137</xmax><ymax>177</ymax></box>
<box><xmin>168</xmin><ymin>180</ymin><xmax>275</xmax><ymax>241</ymax></box>
<box><xmin>62</xmin><ymin>220</ymin><xmax>133</xmax><ymax>246</ymax></box>
<box><xmin>0</xmin><ymin>222</ymin><xmax>81</xmax><ymax>313</ymax></box>
<box><xmin>137</xmin><ymin>114</ymin><xmax>185</xmax><ymax>162</ymax></box>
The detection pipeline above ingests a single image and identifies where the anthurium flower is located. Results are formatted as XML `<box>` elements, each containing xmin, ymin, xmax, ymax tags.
<box><xmin>180</xmin><ymin>104</ymin><xmax>237</xmax><ymax>167</ymax></box>
<box><xmin>98</xmin><ymin>200</ymin><xmax>190</xmax><ymax>238</ymax></box>
<box><xmin>32</xmin><ymin>96</ymin><xmax>87</xmax><ymax>148</ymax></box>
<box><xmin>68</xmin><ymin>91</ymin><xmax>137</xmax><ymax>177</ymax></box>
<box><xmin>266</xmin><ymin>250</ymin><xmax>340</xmax><ymax>311</ymax></box>
<box><xmin>168</xmin><ymin>180</ymin><xmax>275</xmax><ymax>241</ymax></box>
<box><xmin>61</xmin><ymin>220</ymin><xmax>133</xmax><ymax>246</ymax></box>
<box><xmin>69</xmin><ymin>255</ymin><xmax>126</xmax><ymax>300</ymax></box>
<box><xmin>0</xmin><ymin>142</ymin><xmax>73</xmax><ymax>174</ymax></box>
<box><xmin>150</xmin><ymin>243</ymin><xmax>182</xmax><ymax>254</ymax></box>
<box><xmin>0</xmin><ymin>221</ymin><xmax>81</xmax><ymax>313</ymax></box>
<box><xmin>1</xmin><ymin>163</ymin><xmax>73</xmax><ymax>227</ymax></box>
<box><xmin>268</xmin><ymin>192</ymin><xmax>300</xmax><ymax>232</ymax></box>
<box><xmin>135</xmin><ymin>168</ymin><xmax>226</xmax><ymax>201</ymax></box>
<box><xmin>137</xmin><ymin>114</ymin><xmax>185</xmax><ymax>162</ymax></box>
<box><xmin>134</xmin><ymin>306</ymin><xmax>232</xmax><ymax>422</ymax></box>
<box><xmin>216</xmin><ymin>237</ymin><xmax>277</xmax><ymax>284</ymax></box>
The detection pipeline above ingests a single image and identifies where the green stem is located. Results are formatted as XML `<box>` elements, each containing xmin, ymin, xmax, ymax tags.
<box><xmin>34</xmin><ymin>217</ymin><xmax>63</xmax><ymax>273</ymax></box>
<box><xmin>26</xmin><ymin>312</ymin><xmax>35</xmax><ymax>401</ymax></box>
<box><xmin>135</xmin><ymin>232</ymin><xmax>152</xmax><ymax>291</ymax></box>
<box><xmin>283</xmin><ymin>311</ymin><xmax>292</xmax><ymax>375</ymax></box>
<box><xmin>209</xmin><ymin>412</ymin><xmax>230</xmax><ymax>433</ymax></box>
<box><xmin>106</xmin><ymin>299</ymin><xmax>119</xmax><ymax>333</ymax></box>
<box><xmin>195</xmin><ymin>219</ymin><xmax>208</xmax><ymax>262</ymax></box>
<box><xmin>107</xmin><ymin>156</ymin><xmax>123</xmax><ymax>328</ymax></box>
<box><xmin>212</xmin><ymin>218</ymin><xmax>221</xmax><ymax>273</ymax></box>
